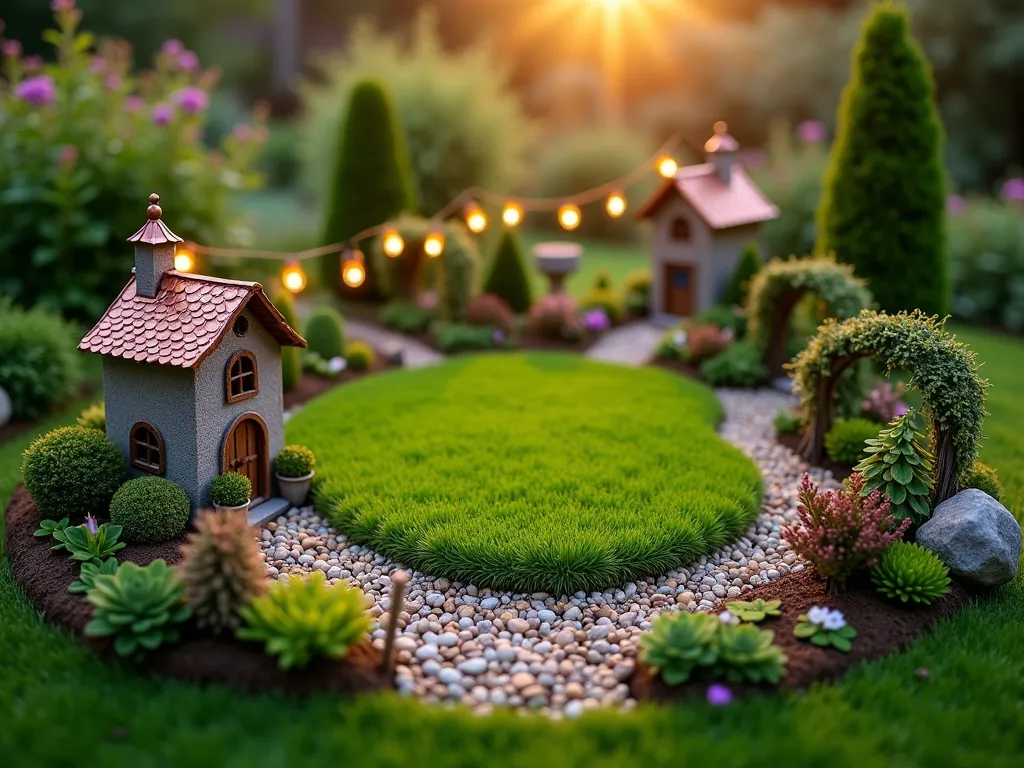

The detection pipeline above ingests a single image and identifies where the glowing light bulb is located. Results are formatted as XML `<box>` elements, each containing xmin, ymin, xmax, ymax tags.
<box><xmin>174</xmin><ymin>246</ymin><xmax>195</xmax><ymax>273</ymax></box>
<box><xmin>465</xmin><ymin>204</ymin><xmax>487</xmax><ymax>234</ymax></box>
<box><xmin>606</xmin><ymin>192</ymin><xmax>627</xmax><ymax>218</ymax></box>
<box><xmin>424</xmin><ymin>229</ymin><xmax>445</xmax><ymax>258</ymax></box>
<box><xmin>341</xmin><ymin>248</ymin><xmax>366</xmax><ymax>288</ymax></box>
<box><xmin>501</xmin><ymin>202</ymin><xmax>523</xmax><ymax>227</ymax></box>
<box><xmin>558</xmin><ymin>204</ymin><xmax>582</xmax><ymax>231</ymax></box>
<box><xmin>657</xmin><ymin>156</ymin><xmax>678</xmax><ymax>179</ymax></box>
<box><xmin>382</xmin><ymin>229</ymin><xmax>405</xmax><ymax>258</ymax></box>
<box><xmin>281</xmin><ymin>260</ymin><xmax>307</xmax><ymax>293</ymax></box>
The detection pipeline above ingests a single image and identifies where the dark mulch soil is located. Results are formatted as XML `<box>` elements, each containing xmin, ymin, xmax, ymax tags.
<box><xmin>630</xmin><ymin>567</ymin><xmax>973</xmax><ymax>703</ymax></box>
<box><xmin>776</xmin><ymin>431</ymin><xmax>854</xmax><ymax>482</ymax></box>
<box><xmin>4</xmin><ymin>486</ymin><xmax>392</xmax><ymax>698</ymax></box>
<box><xmin>0</xmin><ymin>380</ymin><xmax>98</xmax><ymax>448</ymax></box>
<box><xmin>282</xmin><ymin>348</ymin><xmax>390</xmax><ymax>412</ymax></box>
<box><xmin>648</xmin><ymin>356</ymin><xmax>705</xmax><ymax>384</ymax></box>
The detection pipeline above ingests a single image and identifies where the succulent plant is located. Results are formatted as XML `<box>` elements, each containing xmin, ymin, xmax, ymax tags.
<box><xmin>871</xmin><ymin>541</ymin><xmax>950</xmax><ymax>605</ymax></box>
<box><xmin>711</xmin><ymin>623</ymin><xmax>787</xmax><ymax>684</ymax></box>
<box><xmin>84</xmin><ymin>560</ymin><xmax>191</xmax><ymax>659</ymax></box>
<box><xmin>179</xmin><ymin>508</ymin><xmax>267</xmax><ymax>633</ymax></box>
<box><xmin>68</xmin><ymin>556</ymin><xmax>119</xmax><ymax>594</ymax></box>
<box><xmin>33</xmin><ymin>516</ymin><xmax>70</xmax><ymax>551</ymax></box>
<box><xmin>855</xmin><ymin>408</ymin><xmax>935</xmax><ymax>524</ymax></box>
<box><xmin>63</xmin><ymin>517</ymin><xmax>126</xmax><ymax>566</ymax></box>
<box><xmin>724</xmin><ymin>599</ymin><xmax>782</xmax><ymax>623</ymax></box>
<box><xmin>639</xmin><ymin>612</ymin><xmax>720</xmax><ymax>686</ymax></box>
<box><xmin>237</xmin><ymin>570</ymin><xmax>372</xmax><ymax>670</ymax></box>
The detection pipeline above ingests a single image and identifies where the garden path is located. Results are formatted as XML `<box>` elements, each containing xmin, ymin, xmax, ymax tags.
<box><xmin>584</xmin><ymin>321</ymin><xmax>664</xmax><ymax>367</ymax></box>
<box><xmin>345</xmin><ymin>318</ymin><xmax>445</xmax><ymax>369</ymax></box>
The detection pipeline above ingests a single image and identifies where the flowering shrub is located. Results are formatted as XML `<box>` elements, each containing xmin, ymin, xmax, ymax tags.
<box><xmin>527</xmin><ymin>293</ymin><xmax>582</xmax><ymax>341</ymax></box>
<box><xmin>687</xmin><ymin>324</ymin><xmax>731</xmax><ymax>364</ymax></box>
<box><xmin>861</xmin><ymin>380</ymin><xmax>908</xmax><ymax>424</ymax></box>
<box><xmin>784</xmin><ymin>473</ymin><xmax>909</xmax><ymax>593</ymax></box>
<box><xmin>465</xmin><ymin>294</ymin><xmax>515</xmax><ymax>334</ymax></box>
<box><xmin>0</xmin><ymin>2</ymin><xmax>265</xmax><ymax>321</ymax></box>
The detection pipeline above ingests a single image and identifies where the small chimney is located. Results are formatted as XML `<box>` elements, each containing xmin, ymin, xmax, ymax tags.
<box><xmin>705</xmin><ymin>121</ymin><xmax>740</xmax><ymax>184</ymax></box>
<box><xmin>126</xmin><ymin>193</ymin><xmax>183</xmax><ymax>297</ymax></box>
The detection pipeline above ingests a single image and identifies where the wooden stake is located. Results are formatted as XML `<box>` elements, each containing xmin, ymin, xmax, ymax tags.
<box><xmin>380</xmin><ymin>570</ymin><xmax>410</xmax><ymax>674</ymax></box>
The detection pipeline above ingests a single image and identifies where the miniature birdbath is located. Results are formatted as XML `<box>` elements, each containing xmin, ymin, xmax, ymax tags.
<box><xmin>533</xmin><ymin>242</ymin><xmax>582</xmax><ymax>295</ymax></box>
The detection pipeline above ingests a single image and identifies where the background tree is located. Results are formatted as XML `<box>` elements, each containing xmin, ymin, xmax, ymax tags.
<box><xmin>815</xmin><ymin>3</ymin><xmax>947</xmax><ymax>315</ymax></box>
<box><xmin>723</xmin><ymin>242</ymin><xmax>763</xmax><ymax>308</ymax></box>
<box><xmin>271</xmin><ymin>290</ymin><xmax>301</xmax><ymax>392</ymax></box>
<box><xmin>483</xmin><ymin>230</ymin><xmax>533</xmax><ymax>314</ymax></box>
<box><xmin>319</xmin><ymin>79</ymin><xmax>415</xmax><ymax>299</ymax></box>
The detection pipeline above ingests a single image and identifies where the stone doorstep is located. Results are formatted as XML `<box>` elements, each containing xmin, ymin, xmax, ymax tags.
<box><xmin>248</xmin><ymin>497</ymin><xmax>291</xmax><ymax>527</ymax></box>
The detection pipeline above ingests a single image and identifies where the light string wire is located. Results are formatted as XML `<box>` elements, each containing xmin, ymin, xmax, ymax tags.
<box><xmin>191</xmin><ymin>132</ymin><xmax>688</xmax><ymax>263</ymax></box>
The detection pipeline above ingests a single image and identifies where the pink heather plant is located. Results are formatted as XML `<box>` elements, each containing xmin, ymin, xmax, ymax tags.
<box><xmin>784</xmin><ymin>473</ymin><xmax>909</xmax><ymax>594</ymax></box>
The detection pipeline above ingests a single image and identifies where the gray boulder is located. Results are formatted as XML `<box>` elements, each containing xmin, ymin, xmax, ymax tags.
<box><xmin>917</xmin><ymin>489</ymin><xmax>1021</xmax><ymax>587</ymax></box>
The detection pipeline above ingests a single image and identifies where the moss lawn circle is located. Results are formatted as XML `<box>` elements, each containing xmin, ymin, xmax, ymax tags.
<box><xmin>288</xmin><ymin>353</ymin><xmax>764</xmax><ymax>594</ymax></box>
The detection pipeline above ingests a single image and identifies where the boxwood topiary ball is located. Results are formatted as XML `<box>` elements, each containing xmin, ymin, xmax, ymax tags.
<box><xmin>962</xmin><ymin>461</ymin><xmax>1004</xmax><ymax>503</ymax></box>
<box><xmin>824</xmin><ymin>418</ymin><xmax>881</xmax><ymax>466</ymax></box>
<box><xmin>21</xmin><ymin>426</ymin><xmax>125</xmax><ymax>519</ymax></box>
<box><xmin>110</xmin><ymin>476</ymin><xmax>191</xmax><ymax>543</ymax></box>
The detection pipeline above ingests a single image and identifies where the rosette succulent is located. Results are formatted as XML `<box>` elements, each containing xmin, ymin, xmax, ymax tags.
<box><xmin>871</xmin><ymin>541</ymin><xmax>950</xmax><ymax>605</ymax></box>
<box><xmin>639</xmin><ymin>612</ymin><xmax>719</xmax><ymax>685</ymax></box>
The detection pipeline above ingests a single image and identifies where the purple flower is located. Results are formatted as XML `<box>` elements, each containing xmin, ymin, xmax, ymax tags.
<box><xmin>3</xmin><ymin>39</ymin><xmax>22</xmax><ymax>58</ymax></box>
<box><xmin>23</xmin><ymin>55</ymin><xmax>43</xmax><ymax>72</ymax></box>
<box><xmin>177</xmin><ymin>50</ymin><xmax>200</xmax><ymax>72</ymax></box>
<box><xmin>152</xmin><ymin>102</ymin><xmax>173</xmax><ymax>126</ymax></box>
<box><xmin>161</xmin><ymin>39</ymin><xmax>184</xmax><ymax>56</ymax></box>
<box><xmin>1001</xmin><ymin>177</ymin><xmax>1024</xmax><ymax>202</ymax></box>
<box><xmin>797</xmin><ymin>119</ymin><xmax>827</xmax><ymax>144</ymax></box>
<box><xmin>706</xmin><ymin>684</ymin><xmax>733</xmax><ymax>706</ymax></box>
<box><xmin>492</xmin><ymin>329</ymin><xmax>505</xmax><ymax>345</ymax></box>
<box><xmin>123</xmin><ymin>95</ymin><xmax>143</xmax><ymax>113</ymax></box>
<box><xmin>51</xmin><ymin>0</ymin><xmax>76</xmax><ymax>11</ymax></box>
<box><xmin>173</xmin><ymin>85</ymin><xmax>207</xmax><ymax>114</ymax></box>
<box><xmin>15</xmin><ymin>75</ymin><xmax>56</xmax><ymax>107</ymax></box>
<box><xmin>894</xmin><ymin>402</ymin><xmax>910</xmax><ymax>417</ymax></box>
<box><xmin>583</xmin><ymin>309</ymin><xmax>611</xmax><ymax>333</ymax></box>
<box><xmin>84</xmin><ymin>514</ymin><xmax>99</xmax><ymax>536</ymax></box>
<box><xmin>946</xmin><ymin>194</ymin><xmax>966</xmax><ymax>216</ymax></box>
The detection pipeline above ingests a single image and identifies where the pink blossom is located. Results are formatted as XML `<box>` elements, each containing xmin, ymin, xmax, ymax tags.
<box><xmin>90</xmin><ymin>56</ymin><xmax>107</xmax><ymax>73</ymax></box>
<box><xmin>161</xmin><ymin>39</ymin><xmax>184</xmax><ymax>56</ymax></box>
<box><xmin>16</xmin><ymin>75</ymin><xmax>56</xmax><ymax>107</ymax></box>
<box><xmin>706</xmin><ymin>684</ymin><xmax>733</xmax><ymax>706</ymax></box>
<box><xmin>1001</xmin><ymin>177</ymin><xmax>1024</xmax><ymax>202</ymax></box>
<box><xmin>104</xmin><ymin>73</ymin><xmax>120</xmax><ymax>91</ymax></box>
<box><xmin>152</xmin><ymin>102</ymin><xmax>173</xmax><ymax>126</ymax></box>
<box><xmin>797</xmin><ymin>120</ymin><xmax>827</xmax><ymax>144</ymax></box>
<box><xmin>946</xmin><ymin>194</ymin><xmax>966</xmax><ymax>216</ymax></box>
<box><xmin>58</xmin><ymin>144</ymin><xmax>78</xmax><ymax>169</ymax></box>
<box><xmin>178</xmin><ymin>50</ymin><xmax>200</xmax><ymax>72</ymax></box>
<box><xmin>231</xmin><ymin>123</ymin><xmax>252</xmax><ymax>142</ymax></box>
<box><xmin>123</xmin><ymin>95</ymin><xmax>144</xmax><ymax>113</ymax></box>
<box><xmin>418</xmin><ymin>291</ymin><xmax>439</xmax><ymax>311</ymax></box>
<box><xmin>3</xmin><ymin>39</ymin><xmax>22</xmax><ymax>58</ymax></box>
<box><xmin>51</xmin><ymin>0</ymin><xmax>76</xmax><ymax>11</ymax></box>
<box><xmin>23</xmin><ymin>55</ymin><xmax>43</xmax><ymax>72</ymax></box>
<box><xmin>173</xmin><ymin>85</ymin><xmax>207</xmax><ymax>114</ymax></box>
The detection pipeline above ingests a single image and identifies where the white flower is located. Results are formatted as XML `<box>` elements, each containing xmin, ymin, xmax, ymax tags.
<box><xmin>328</xmin><ymin>356</ymin><xmax>347</xmax><ymax>373</ymax></box>
<box><xmin>822</xmin><ymin>609</ymin><xmax>847</xmax><ymax>631</ymax></box>
<box><xmin>718</xmin><ymin>610</ymin><xmax>739</xmax><ymax>625</ymax></box>
<box><xmin>806</xmin><ymin>605</ymin><xmax>830</xmax><ymax>626</ymax></box>
<box><xmin>673</xmin><ymin>330</ymin><xmax>687</xmax><ymax>349</ymax></box>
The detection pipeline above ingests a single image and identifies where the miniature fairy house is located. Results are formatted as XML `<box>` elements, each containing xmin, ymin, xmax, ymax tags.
<box><xmin>79</xmin><ymin>194</ymin><xmax>306</xmax><ymax>520</ymax></box>
<box><xmin>636</xmin><ymin>122</ymin><xmax>779</xmax><ymax>324</ymax></box>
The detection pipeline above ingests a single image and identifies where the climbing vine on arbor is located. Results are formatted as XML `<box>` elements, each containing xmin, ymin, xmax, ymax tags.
<box><xmin>746</xmin><ymin>256</ymin><xmax>874</xmax><ymax>378</ymax></box>
<box><xmin>791</xmin><ymin>310</ymin><xmax>987</xmax><ymax>503</ymax></box>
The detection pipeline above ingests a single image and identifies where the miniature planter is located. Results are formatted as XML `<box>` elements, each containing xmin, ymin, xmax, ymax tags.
<box><xmin>209</xmin><ymin>472</ymin><xmax>252</xmax><ymax>516</ymax></box>
<box><xmin>274</xmin><ymin>445</ymin><xmax>317</xmax><ymax>508</ymax></box>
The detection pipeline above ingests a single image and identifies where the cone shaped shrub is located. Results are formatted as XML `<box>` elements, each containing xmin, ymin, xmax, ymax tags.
<box><xmin>272</xmin><ymin>291</ymin><xmax>302</xmax><ymax>393</ymax></box>
<box><xmin>871</xmin><ymin>541</ymin><xmax>950</xmax><ymax>605</ymax></box>
<box><xmin>483</xmin><ymin>230</ymin><xmax>533</xmax><ymax>314</ymax></box>
<box><xmin>180</xmin><ymin>509</ymin><xmax>268</xmax><ymax>634</ymax></box>
<box><xmin>855</xmin><ymin>408</ymin><xmax>935</xmax><ymax>524</ymax></box>
<box><xmin>723</xmin><ymin>242</ymin><xmax>762</xmax><ymax>307</ymax></box>
<box><xmin>815</xmin><ymin>4</ymin><xmax>948</xmax><ymax>314</ymax></box>
<box><xmin>320</xmin><ymin>79</ymin><xmax>415</xmax><ymax>298</ymax></box>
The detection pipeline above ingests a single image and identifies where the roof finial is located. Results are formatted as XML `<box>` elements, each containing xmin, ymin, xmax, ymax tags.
<box><xmin>147</xmin><ymin>193</ymin><xmax>162</xmax><ymax>221</ymax></box>
<box><xmin>714</xmin><ymin>120</ymin><xmax>728</xmax><ymax>135</ymax></box>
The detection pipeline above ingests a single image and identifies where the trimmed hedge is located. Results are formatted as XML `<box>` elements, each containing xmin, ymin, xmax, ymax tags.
<box><xmin>109</xmin><ymin>476</ymin><xmax>191</xmax><ymax>544</ymax></box>
<box><xmin>824</xmin><ymin>418</ymin><xmax>879</xmax><ymax>466</ymax></box>
<box><xmin>344</xmin><ymin>340</ymin><xmax>376</xmax><ymax>371</ymax></box>
<box><xmin>21</xmin><ymin>426</ymin><xmax>125</xmax><ymax>519</ymax></box>
<box><xmin>304</xmin><ymin>307</ymin><xmax>347</xmax><ymax>361</ymax></box>
<box><xmin>791</xmin><ymin>310</ymin><xmax>987</xmax><ymax>502</ymax></box>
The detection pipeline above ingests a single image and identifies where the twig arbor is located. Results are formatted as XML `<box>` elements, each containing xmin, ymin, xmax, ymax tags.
<box><xmin>791</xmin><ymin>311</ymin><xmax>987</xmax><ymax>504</ymax></box>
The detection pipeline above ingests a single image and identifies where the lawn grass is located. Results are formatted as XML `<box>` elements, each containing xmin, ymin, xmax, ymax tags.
<box><xmin>2</xmin><ymin>325</ymin><xmax>1023</xmax><ymax>766</ymax></box>
<box><xmin>288</xmin><ymin>353</ymin><xmax>763</xmax><ymax>594</ymax></box>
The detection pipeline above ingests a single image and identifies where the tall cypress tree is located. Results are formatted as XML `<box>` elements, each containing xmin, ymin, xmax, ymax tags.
<box><xmin>320</xmin><ymin>80</ymin><xmax>416</xmax><ymax>299</ymax></box>
<box><xmin>723</xmin><ymin>241</ymin><xmax>762</xmax><ymax>308</ymax></box>
<box><xmin>272</xmin><ymin>290</ymin><xmax>301</xmax><ymax>393</ymax></box>
<box><xmin>815</xmin><ymin>3</ymin><xmax>947</xmax><ymax>315</ymax></box>
<box><xmin>483</xmin><ymin>230</ymin><xmax>533</xmax><ymax>314</ymax></box>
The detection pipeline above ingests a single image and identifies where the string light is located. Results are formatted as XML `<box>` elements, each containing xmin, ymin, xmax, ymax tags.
<box><xmin>606</xmin><ymin>191</ymin><xmax>627</xmax><ymax>219</ymax></box>
<box><xmin>382</xmin><ymin>228</ymin><xmax>405</xmax><ymax>258</ymax></box>
<box><xmin>465</xmin><ymin>203</ymin><xmax>487</xmax><ymax>234</ymax></box>
<box><xmin>174</xmin><ymin>243</ymin><xmax>196</xmax><ymax>272</ymax></box>
<box><xmin>558</xmin><ymin>204</ymin><xmax>582</xmax><ymax>231</ymax></box>
<box><xmin>341</xmin><ymin>246</ymin><xmax>366</xmax><ymax>288</ymax></box>
<box><xmin>501</xmin><ymin>202</ymin><xmax>524</xmax><ymax>227</ymax></box>
<box><xmin>424</xmin><ymin>227</ymin><xmax>445</xmax><ymax>258</ymax></box>
<box><xmin>657</xmin><ymin>155</ymin><xmax>678</xmax><ymax>179</ymax></box>
<box><xmin>281</xmin><ymin>259</ymin><xmax>307</xmax><ymax>293</ymax></box>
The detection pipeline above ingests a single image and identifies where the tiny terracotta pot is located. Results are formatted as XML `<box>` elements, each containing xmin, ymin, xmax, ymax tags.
<box><xmin>276</xmin><ymin>471</ymin><xmax>315</xmax><ymax>507</ymax></box>
<box><xmin>213</xmin><ymin>499</ymin><xmax>251</xmax><ymax>515</ymax></box>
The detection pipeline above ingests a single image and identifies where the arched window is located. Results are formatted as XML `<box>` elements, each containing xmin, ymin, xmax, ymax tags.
<box><xmin>130</xmin><ymin>421</ymin><xmax>165</xmax><ymax>475</ymax></box>
<box><xmin>226</xmin><ymin>351</ymin><xmax>259</xmax><ymax>403</ymax></box>
<box><xmin>671</xmin><ymin>216</ymin><xmax>691</xmax><ymax>242</ymax></box>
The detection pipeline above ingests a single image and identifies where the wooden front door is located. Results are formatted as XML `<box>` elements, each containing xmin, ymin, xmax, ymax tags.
<box><xmin>663</xmin><ymin>263</ymin><xmax>696</xmax><ymax>317</ymax></box>
<box><xmin>223</xmin><ymin>414</ymin><xmax>269</xmax><ymax>503</ymax></box>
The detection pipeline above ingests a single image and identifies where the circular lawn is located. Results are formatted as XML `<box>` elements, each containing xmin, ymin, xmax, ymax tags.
<box><xmin>287</xmin><ymin>353</ymin><xmax>763</xmax><ymax>594</ymax></box>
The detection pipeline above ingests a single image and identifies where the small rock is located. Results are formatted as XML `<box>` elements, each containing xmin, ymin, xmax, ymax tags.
<box><xmin>458</xmin><ymin>658</ymin><xmax>488</xmax><ymax>676</ymax></box>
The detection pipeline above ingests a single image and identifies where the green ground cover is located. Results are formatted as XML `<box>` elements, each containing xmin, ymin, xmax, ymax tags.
<box><xmin>290</xmin><ymin>353</ymin><xmax>762</xmax><ymax>594</ymax></box>
<box><xmin>2</xmin><ymin>326</ymin><xmax>1022</xmax><ymax>767</ymax></box>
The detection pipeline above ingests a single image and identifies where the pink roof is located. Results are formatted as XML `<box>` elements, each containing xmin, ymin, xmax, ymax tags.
<box><xmin>79</xmin><ymin>271</ymin><xmax>306</xmax><ymax>369</ymax></box>
<box><xmin>636</xmin><ymin>163</ymin><xmax>779</xmax><ymax>230</ymax></box>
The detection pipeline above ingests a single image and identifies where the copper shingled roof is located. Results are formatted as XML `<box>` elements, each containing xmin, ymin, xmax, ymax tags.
<box><xmin>79</xmin><ymin>271</ymin><xmax>306</xmax><ymax>369</ymax></box>
<box><xmin>635</xmin><ymin>164</ymin><xmax>779</xmax><ymax>230</ymax></box>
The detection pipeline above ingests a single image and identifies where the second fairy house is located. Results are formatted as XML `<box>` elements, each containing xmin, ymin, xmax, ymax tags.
<box><xmin>636</xmin><ymin>122</ymin><xmax>779</xmax><ymax>324</ymax></box>
<box><xmin>79</xmin><ymin>194</ymin><xmax>307</xmax><ymax>522</ymax></box>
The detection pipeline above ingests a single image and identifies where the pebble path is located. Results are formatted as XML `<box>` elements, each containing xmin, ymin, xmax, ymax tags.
<box><xmin>260</xmin><ymin>386</ymin><xmax>840</xmax><ymax>717</ymax></box>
